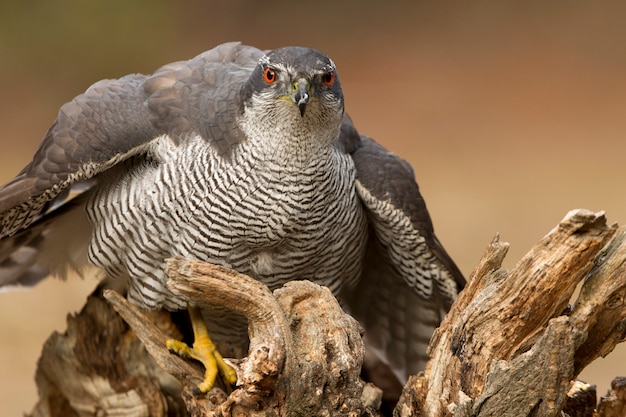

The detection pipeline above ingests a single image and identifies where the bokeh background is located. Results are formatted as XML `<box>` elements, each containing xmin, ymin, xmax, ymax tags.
<box><xmin>1</xmin><ymin>1</ymin><xmax>625</xmax><ymax>415</ymax></box>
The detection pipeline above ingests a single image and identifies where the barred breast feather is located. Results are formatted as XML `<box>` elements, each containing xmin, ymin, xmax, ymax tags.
<box><xmin>87</xmin><ymin>134</ymin><xmax>369</xmax><ymax>310</ymax></box>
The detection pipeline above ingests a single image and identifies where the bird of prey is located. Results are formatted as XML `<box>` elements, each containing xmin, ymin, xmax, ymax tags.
<box><xmin>0</xmin><ymin>42</ymin><xmax>464</xmax><ymax>393</ymax></box>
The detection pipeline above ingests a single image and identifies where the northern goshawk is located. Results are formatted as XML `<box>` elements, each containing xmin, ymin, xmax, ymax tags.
<box><xmin>0</xmin><ymin>42</ymin><xmax>465</xmax><ymax>392</ymax></box>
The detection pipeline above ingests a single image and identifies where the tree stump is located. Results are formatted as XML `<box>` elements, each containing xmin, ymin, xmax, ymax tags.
<box><xmin>27</xmin><ymin>209</ymin><xmax>626</xmax><ymax>416</ymax></box>
<box><xmin>396</xmin><ymin>209</ymin><xmax>626</xmax><ymax>417</ymax></box>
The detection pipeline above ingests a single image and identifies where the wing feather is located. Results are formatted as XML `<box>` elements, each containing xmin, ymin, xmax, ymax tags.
<box><xmin>0</xmin><ymin>42</ymin><xmax>264</xmax><ymax>239</ymax></box>
<box><xmin>347</xmin><ymin>131</ymin><xmax>465</xmax><ymax>381</ymax></box>
<box><xmin>0</xmin><ymin>42</ymin><xmax>265</xmax><ymax>290</ymax></box>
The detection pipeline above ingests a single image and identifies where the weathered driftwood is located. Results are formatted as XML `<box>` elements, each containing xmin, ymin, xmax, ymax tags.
<box><xmin>396</xmin><ymin>209</ymin><xmax>626</xmax><ymax>417</ymax></box>
<box><xmin>28</xmin><ymin>209</ymin><xmax>626</xmax><ymax>416</ymax></box>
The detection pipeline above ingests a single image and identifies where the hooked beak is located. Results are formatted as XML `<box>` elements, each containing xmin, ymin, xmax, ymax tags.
<box><xmin>290</xmin><ymin>80</ymin><xmax>310</xmax><ymax>117</ymax></box>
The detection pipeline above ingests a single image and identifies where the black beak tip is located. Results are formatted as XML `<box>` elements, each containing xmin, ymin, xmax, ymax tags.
<box><xmin>298</xmin><ymin>102</ymin><xmax>307</xmax><ymax>117</ymax></box>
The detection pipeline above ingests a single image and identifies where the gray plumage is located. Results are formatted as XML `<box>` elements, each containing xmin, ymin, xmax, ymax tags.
<box><xmin>0</xmin><ymin>42</ymin><xmax>464</xmax><ymax>382</ymax></box>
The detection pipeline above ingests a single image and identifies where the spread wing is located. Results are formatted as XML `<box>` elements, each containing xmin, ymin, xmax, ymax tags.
<box><xmin>0</xmin><ymin>42</ymin><xmax>264</xmax><ymax>288</ymax></box>
<box><xmin>345</xmin><ymin>125</ymin><xmax>465</xmax><ymax>382</ymax></box>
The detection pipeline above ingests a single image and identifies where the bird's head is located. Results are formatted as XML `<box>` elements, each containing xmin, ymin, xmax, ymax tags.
<box><xmin>239</xmin><ymin>46</ymin><xmax>344</xmax><ymax>145</ymax></box>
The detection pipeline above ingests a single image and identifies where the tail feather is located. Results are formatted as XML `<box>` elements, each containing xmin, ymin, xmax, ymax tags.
<box><xmin>0</xmin><ymin>186</ymin><xmax>94</xmax><ymax>290</ymax></box>
<box><xmin>345</xmin><ymin>235</ymin><xmax>450</xmax><ymax>383</ymax></box>
<box><xmin>0</xmin><ymin>246</ymin><xmax>48</xmax><ymax>288</ymax></box>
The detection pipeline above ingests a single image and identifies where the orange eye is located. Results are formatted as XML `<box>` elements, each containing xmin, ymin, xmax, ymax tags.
<box><xmin>322</xmin><ymin>71</ymin><xmax>335</xmax><ymax>86</ymax></box>
<box><xmin>263</xmin><ymin>68</ymin><xmax>276</xmax><ymax>83</ymax></box>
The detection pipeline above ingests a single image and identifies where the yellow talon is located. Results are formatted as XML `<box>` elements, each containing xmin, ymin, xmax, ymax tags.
<box><xmin>167</xmin><ymin>307</ymin><xmax>237</xmax><ymax>393</ymax></box>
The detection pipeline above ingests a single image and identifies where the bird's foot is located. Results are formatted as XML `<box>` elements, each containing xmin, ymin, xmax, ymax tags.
<box><xmin>167</xmin><ymin>307</ymin><xmax>238</xmax><ymax>394</ymax></box>
<box><xmin>168</xmin><ymin>338</ymin><xmax>238</xmax><ymax>394</ymax></box>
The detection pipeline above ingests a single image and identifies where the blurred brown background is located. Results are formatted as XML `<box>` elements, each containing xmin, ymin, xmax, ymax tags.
<box><xmin>1</xmin><ymin>1</ymin><xmax>625</xmax><ymax>415</ymax></box>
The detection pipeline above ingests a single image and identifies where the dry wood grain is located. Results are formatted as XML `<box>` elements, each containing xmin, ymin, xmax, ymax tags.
<box><xmin>397</xmin><ymin>209</ymin><xmax>626</xmax><ymax>417</ymax></box>
<box><xmin>163</xmin><ymin>257</ymin><xmax>381</xmax><ymax>416</ymax></box>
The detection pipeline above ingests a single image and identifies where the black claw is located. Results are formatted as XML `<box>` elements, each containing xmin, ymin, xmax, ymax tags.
<box><xmin>192</xmin><ymin>387</ymin><xmax>203</xmax><ymax>396</ymax></box>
